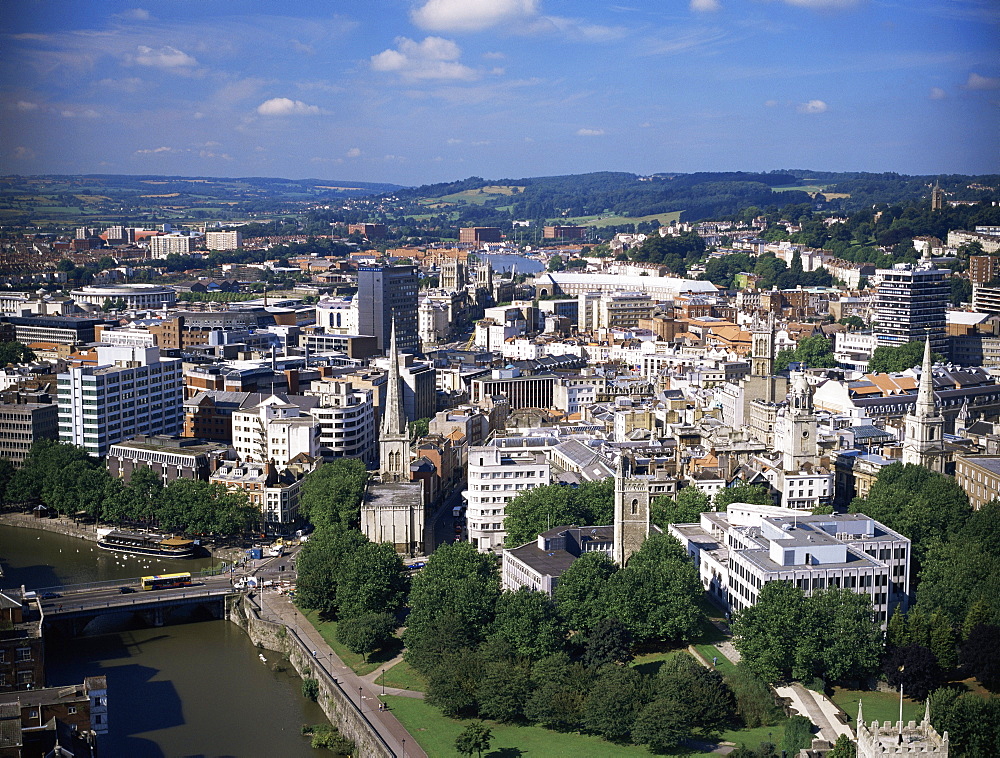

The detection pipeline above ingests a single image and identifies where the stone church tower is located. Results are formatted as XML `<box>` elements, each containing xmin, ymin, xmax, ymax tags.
<box><xmin>613</xmin><ymin>454</ymin><xmax>650</xmax><ymax>566</ymax></box>
<box><xmin>902</xmin><ymin>337</ymin><xmax>946</xmax><ymax>472</ymax></box>
<box><xmin>856</xmin><ymin>700</ymin><xmax>949</xmax><ymax>757</ymax></box>
<box><xmin>750</xmin><ymin>313</ymin><xmax>776</xmax><ymax>397</ymax></box>
<box><xmin>378</xmin><ymin>317</ymin><xmax>410</xmax><ymax>483</ymax></box>
<box><xmin>780</xmin><ymin>372</ymin><xmax>818</xmax><ymax>471</ymax></box>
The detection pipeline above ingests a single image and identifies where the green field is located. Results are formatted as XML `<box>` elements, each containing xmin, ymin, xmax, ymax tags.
<box><xmin>831</xmin><ymin>687</ymin><xmax>923</xmax><ymax>726</ymax></box>
<box><xmin>562</xmin><ymin>210</ymin><xmax>684</xmax><ymax>228</ymax></box>
<box><xmin>302</xmin><ymin>609</ymin><xmax>402</xmax><ymax>677</ymax></box>
<box><xmin>693</xmin><ymin>645</ymin><xmax>738</xmax><ymax>677</ymax></box>
<box><xmin>420</xmin><ymin>185</ymin><xmax>525</xmax><ymax>207</ymax></box>
<box><xmin>376</xmin><ymin>660</ymin><xmax>427</xmax><ymax>692</ymax></box>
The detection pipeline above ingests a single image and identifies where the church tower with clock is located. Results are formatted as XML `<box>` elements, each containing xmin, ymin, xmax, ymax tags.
<box><xmin>781</xmin><ymin>372</ymin><xmax>818</xmax><ymax>471</ymax></box>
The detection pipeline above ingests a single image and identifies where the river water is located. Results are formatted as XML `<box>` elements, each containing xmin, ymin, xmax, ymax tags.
<box><xmin>0</xmin><ymin>524</ymin><xmax>326</xmax><ymax>758</ymax></box>
<box><xmin>479</xmin><ymin>253</ymin><xmax>545</xmax><ymax>275</ymax></box>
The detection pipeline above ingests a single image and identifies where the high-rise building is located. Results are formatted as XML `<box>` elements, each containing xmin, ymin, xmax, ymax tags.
<box><xmin>57</xmin><ymin>345</ymin><xmax>183</xmax><ymax>457</ymax></box>
<box><xmin>874</xmin><ymin>251</ymin><xmax>949</xmax><ymax>355</ymax></box>
<box><xmin>355</xmin><ymin>265</ymin><xmax>419</xmax><ymax>353</ymax></box>
<box><xmin>149</xmin><ymin>234</ymin><xmax>192</xmax><ymax>257</ymax></box>
<box><xmin>204</xmin><ymin>230</ymin><xmax>243</xmax><ymax>251</ymax></box>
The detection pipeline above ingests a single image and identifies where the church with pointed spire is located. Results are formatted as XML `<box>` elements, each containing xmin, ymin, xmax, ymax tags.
<box><xmin>379</xmin><ymin>316</ymin><xmax>411</xmax><ymax>483</ymax></box>
<box><xmin>902</xmin><ymin>337</ymin><xmax>947</xmax><ymax>472</ymax></box>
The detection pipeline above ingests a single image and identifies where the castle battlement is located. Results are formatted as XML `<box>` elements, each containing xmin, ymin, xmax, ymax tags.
<box><xmin>855</xmin><ymin>701</ymin><xmax>948</xmax><ymax>758</ymax></box>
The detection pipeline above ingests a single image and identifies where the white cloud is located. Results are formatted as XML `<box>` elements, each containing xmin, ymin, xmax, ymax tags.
<box><xmin>929</xmin><ymin>87</ymin><xmax>947</xmax><ymax>100</ymax></box>
<box><xmin>135</xmin><ymin>146</ymin><xmax>175</xmax><ymax>154</ymax></box>
<box><xmin>964</xmin><ymin>72</ymin><xmax>1000</xmax><ymax>91</ymax></box>
<box><xmin>796</xmin><ymin>99</ymin><xmax>828</xmax><ymax>114</ymax></box>
<box><xmin>691</xmin><ymin>0</ymin><xmax>722</xmax><ymax>12</ymax></box>
<box><xmin>121</xmin><ymin>9</ymin><xmax>151</xmax><ymax>21</ymax></box>
<box><xmin>483</xmin><ymin>51</ymin><xmax>506</xmax><ymax>60</ymax></box>
<box><xmin>371</xmin><ymin>37</ymin><xmax>478</xmax><ymax>81</ymax></box>
<box><xmin>13</xmin><ymin>146</ymin><xmax>36</xmax><ymax>160</ymax></box>
<box><xmin>577</xmin><ymin>128</ymin><xmax>605</xmax><ymax>136</ymax></box>
<box><xmin>256</xmin><ymin>97</ymin><xmax>321</xmax><ymax>116</ymax></box>
<box><xmin>412</xmin><ymin>0</ymin><xmax>537</xmax><ymax>32</ymax></box>
<box><xmin>346</xmin><ymin>147</ymin><xmax>361</xmax><ymax>158</ymax></box>
<box><xmin>764</xmin><ymin>99</ymin><xmax>779</xmax><ymax>107</ymax></box>
<box><xmin>133</xmin><ymin>45</ymin><xmax>197</xmax><ymax>69</ymax></box>
<box><xmin>15</xmin><ymin>101</ymin><xmax>39</xmax><ymax>111</ymax></box>
<box><xmin>96</xmin><ymin>77</ymin><xmax>144</xmax><ymax>92</ymax></box>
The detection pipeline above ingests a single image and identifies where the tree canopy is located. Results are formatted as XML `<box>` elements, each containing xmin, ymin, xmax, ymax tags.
<box><xmin>503</xmin><ymin>479</ymin><xmax>614</xmax><ymax>548</ymax></box>
<box><xmin>297</xmin><ymin>458</ymin><xmax>369</xmax><ymax>528</ymax></box>
<box><xmin>868</xmin><ymin>341</ymin><xmax>944</xmax><ymax>374</ymax></box>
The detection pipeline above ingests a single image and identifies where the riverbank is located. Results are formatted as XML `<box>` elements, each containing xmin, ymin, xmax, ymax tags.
<box><xmin>0</xmin><ymin>512</ymin><xmax>246</xmax><ymax>564</ymax></box>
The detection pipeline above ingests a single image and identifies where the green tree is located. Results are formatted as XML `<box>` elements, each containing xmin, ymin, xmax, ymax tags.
<box><xmin>868</xmin><ymin>341</ymin><xmax>944</xmax><ymax>374</ymax></box>
<box><xmin>335</xmin><ymin>612</ymin><xmax>396</xmax><ymax>662</ymax></box>
<box><xmin>294</xmin><ymin>524</ymin><xmax>368</xmax><ymax>617</ymax></box>
<box><xmin>606</xmin><ymin>534</ymin><xmax>705</xmax><ymax>643</ymax></box>
<box><xmin>488</xmin><ymin>587</ymin><xmax>566</xmax><ymax>662</ymax></box>
<box><xmin>828</xmin><ymin>734</ymin><xmax>857</xmax><ymax>758</ymax></box>
<box><xmin>410</xmin><ymin>417</ymin><xmax>430</xmax><ymax>440</ymax></box>
<box><xmin>475</xmin><ymin>658</ymin><xmax>532</xmax><ymax>723</ymax></box>
<box><xmin>455</xmin><ymin>722</ymin><xmax>492</xmax><ymax>758</ymax></box>
<box><xmin>655</xmin><ymin>652</ymin><xmax>735</xmax><ymax>737</ymax></box>
<box><xmin>427</xmin><ymin>648</ymin><xmax>482</xmax><ymax>718</ymax></box>
<box><xmin>782</xmin><ymin>715</ymin><xmax>815</xmax><ymax>756</ymax></box>
<box><xmin>503</xmin><ymin>479</ymin><xmax>614</xmax><ymax>547</ymax></box>
<box><xmin>0</xmin><ymin>459</ymin><xmax>15</xmax><ymax>504</ymax></box>
<box><xmin>714</xmin><ymin>483</ymin><xmax>771</xmax><ymax>511</ymax></box>
<box><xmin>632</xmin><ymin>698</ymin><xmax>689</xmax><ymax>753</ymax></box>
<box><xmin>961</xmin><ymin>624</ymin><xmax>1000</xmax><ymax>692</ymax></box>
<box><xmin>838</xmin><ymin>316</ymin><xmax>865</xmax><ymax>330</ymax></box>
<box><xmin>335</xmin><ymin>541</ymin><xmax>407</xmax><ymax>619</ymax></box>
<box><xmin>0</xmin><ymin>341</ymin><xmax>36</xmax><ymax>366</ymax></box>
<box><xmin>883</xmin><ymin>644</ymin><xmax>942</xmax><ymax>701</ymax></box>
<box><xmin>583</xmin><ymin>664</ymin><xmax>646</xmax><ymax>742</ymax></box>
<box><xmin>404</xmin><ymin>541</ymin><xmax>500</xmax><ymax>667</ymax></box>
<box><xmin>298</xmin><ymin>458</ymin><xmax>369</xmax><ymax>527</ymax></box>
<box><xmin>724</xmin><ymin>665</ymin><xmax>784</xmax><ymax>728</ymax></box>
<box><xmin>732</xmin><ymin>582</ymin><xmax>809</xmax><ymax>682</ymax></box>
<box><xmin>553</xmin><ymin>551</ymin><xmax>617</xmax><ymax>636</ymax></box>
<box><xmin>582</xmin><ymin>618</ymin><xmax>633</xmax><ymax>668</ymax></box>
<box><xmin>652</xmin><ymin>486</ymin><xmax>710</xmax><ymax>528</ymax></box>
<box><xmin>525</xmin><ymin>653</ymin><xmax>592</xmax><ymax>731</ymax></box>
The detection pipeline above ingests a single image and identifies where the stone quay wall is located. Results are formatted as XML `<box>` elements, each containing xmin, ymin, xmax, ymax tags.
<box><xmin>226</xmin><ymin>594</ymin><xmax>394</xmax><ymax>758</ymax></box>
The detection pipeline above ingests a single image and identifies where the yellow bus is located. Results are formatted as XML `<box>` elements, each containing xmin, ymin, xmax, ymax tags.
<box><xmin>140</xmin><ymin>573</ymin><xmax>192</xmax><ymax>591</ymax></box>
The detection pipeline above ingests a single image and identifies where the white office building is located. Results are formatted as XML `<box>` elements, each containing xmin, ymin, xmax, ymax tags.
<box><xmin>231</xmin><ymin>395</ymin><xmax>319</xmax><ymax>466</ymax></box>
<box><xmin>304</xmin><ymin>380</ymin><xmax>376</xmax><ymax>464</ymax></box>
<box><xmin>670</xmin><ymin>507</ymin><xmax>911</xmax><ymax>625</ymax></box>
<box><xmin>204</xmin><ymin>230</ymin><xmax>243</xmax><ymax>250</ymax></box>
<box><xmin>149</xmin><ymin>234</ymin><xmax>192</xmax><ymax>257</ymax></box>
<box><xmin>463</xmin><ymin>442</ymin><xmax>551</xmax><ymax>552</ymax></box>
<box><xmin>57</xmin><ymin>345</ymin><xmax>183</xmax><ymax>457</ymax></box>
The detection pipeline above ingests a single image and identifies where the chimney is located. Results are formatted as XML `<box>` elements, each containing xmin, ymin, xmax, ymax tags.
<box><xmin>284</xmin><ymin>369</ymin><xmax>299</xmax><ymax>395</ymax></box>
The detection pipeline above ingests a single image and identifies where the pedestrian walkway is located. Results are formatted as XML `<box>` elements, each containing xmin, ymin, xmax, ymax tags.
<box><xmin>256</xmin><ymin>590</ymin><xmax>427</xmax><ymax>758</ymax></box>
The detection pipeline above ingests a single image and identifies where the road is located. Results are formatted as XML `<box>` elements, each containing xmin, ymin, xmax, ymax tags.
<box><xmin>426</xmin><ymin>482</ymin><xmax>466</xmax><ymax>551</ymax></box>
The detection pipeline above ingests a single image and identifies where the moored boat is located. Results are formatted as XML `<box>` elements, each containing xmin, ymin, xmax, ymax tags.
<box><xmin>96</xmin><ymin>528</ymin><xmax>196</xmax><ymax>558</ymax></box>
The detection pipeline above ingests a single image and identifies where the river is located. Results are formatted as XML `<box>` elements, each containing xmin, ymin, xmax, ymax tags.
<box><xmin>0</xmin><ymin>524</ymin><xmax>326</xmax><ymax>758</ymax></box>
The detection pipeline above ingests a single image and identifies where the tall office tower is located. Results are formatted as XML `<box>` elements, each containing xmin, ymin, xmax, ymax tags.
<box><xmin>355</xmin><ymin>265</ymin><xmax>419</xmax><ymax>353</ymax></box>
<box><xmin>874</xmin><ymin>250</ymin><xmax>950</xmax><ymax>356</ymax></box>
<box><xmin>58</xmin><ymin>345</ymin><xmax>183</xmax><ymax>457</ymax></box>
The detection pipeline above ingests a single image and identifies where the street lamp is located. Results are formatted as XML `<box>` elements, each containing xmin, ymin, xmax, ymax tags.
<box><xmin>359</xmin><ymin>686</ymin><xmax>363</xmax><ymax>710</ymax></box>
<box><xmin>401</xmin><ymin>738</ymin><xmax>406</xmax><ymax>758</ymax></box>
<box><xmin>381</xmin><ymin>668</ymin><xmax>385</xmax><ymax>696</ymax></box>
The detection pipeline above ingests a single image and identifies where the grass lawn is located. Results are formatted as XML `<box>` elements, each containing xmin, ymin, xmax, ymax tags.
<box><xmin>693</xmin><ymin>644</ymin><xmax>738</xmax><ymax>677</ymax></box>
<box><xmin>831</xmin><ymin>687</ymin><xmax>923</xmax><ymax>726</ymax></box>
<box><xmin>301</xmin><ymin>609</ymin><xmax>402</xmax><ymax>677</ymax></box>
<box><xmin>383</xmin><ymin>695</ymin><xmax>652</xmax><ymax>757</ymax></box>
<box><xmin>376</xmin><ymin>660</ymin><xmax>427</xmax><ymax>692</ymax></box>
<box><xmin>631</xmin><ymin>648</ymin><xmax>683</xmax><ymax>676</ymax></box>
<box><xmin>563</xmin><ymin>211</ymin><xmax>684</xmax><ymax>228</ymax></box>
<box><xmin>384</xmin><ymin>695</ymin><xmax>788</xmax><ymax>757</ymax></box>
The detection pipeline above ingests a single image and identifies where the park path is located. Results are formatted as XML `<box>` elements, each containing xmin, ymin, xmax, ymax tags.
<box><xmin>255</xmin><ymin>577</ymin><xmax>428</xmax><ymax>757</ymax></box>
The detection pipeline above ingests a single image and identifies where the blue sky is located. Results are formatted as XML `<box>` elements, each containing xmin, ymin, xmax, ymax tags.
<box><xmin>1</xmin><ymin>0</ymin><xmax>997</xmax><ymax>185</ymax></box>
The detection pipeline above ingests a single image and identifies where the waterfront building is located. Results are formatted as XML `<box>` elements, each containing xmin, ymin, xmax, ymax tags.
<box><xmin>106</xmin><ymin>435</ymin><xmax>234</xmax><ymax>484</ymax></box>
<box><xmin>57</xmin><ymin>345</ymin><xmax>183</xmax><ymax>457</ymax></box>
<box><xmin>0</xmin><ymin>402</ymin><xmax>57</xmax><ymax>467</ymax></box>
<box><xmin>231</xmin><ymin>396</ymin><xmax>319</xmax><ymax>467</ymax></box>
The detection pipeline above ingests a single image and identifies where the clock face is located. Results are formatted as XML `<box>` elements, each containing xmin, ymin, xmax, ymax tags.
<box><xmin>802</xmin><ymin>430</ymin><xmax>810</xmax><ymax>439</ymax></box>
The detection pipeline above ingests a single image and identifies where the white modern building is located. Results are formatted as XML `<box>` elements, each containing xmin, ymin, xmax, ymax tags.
<box><xmin>304</xmin><ymin>379</ymin><xmax>376</xmax><ymax>463</ymax></box>
<box><xmin>463</xmin><ymin>442</ymin><xmax>551</xmax><ymax>552</ymax></box>
<box><xmin>204</xmin><ymin>230</ymin><xmax>243</xmax><ymax>251</ymax></box>
<box><xmin>231</xmin><ymin>396</ymin><xmax>319</xmax><ymax>466</ymax></box>
<box><xmin>418</xmin><ymin>297</ymin><xmax>451</xmax><ymax>348</ymax></box>
<box><xmin>149</xmin><ymin>234</ymin><xmax>192</xmax><ymax>257</ymax></box>
<box><xmin>315</xmin><ymin>296</ymin><xmax>360</xmax><ymax>335</ymax></box>
<box><xmin>57</xmin><ymin>345</ymin><xmax>183</xmax><ymax>457</ymax></box>
<box><xmin>533</xmin><ymin>271</ymin><xmax>717</xmax><ymax>300</ymax></box>
<box><xmin>670</xmin><ymin>507</ymin><xmax>911</xmax><ymax>625</ymax></box>
<box><xmin>69</xmin><ymin>284</ymin><xmax>176</xmax><ymax>310</ymax></box>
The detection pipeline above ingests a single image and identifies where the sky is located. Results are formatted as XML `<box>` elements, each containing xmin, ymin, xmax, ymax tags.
<box><xmin>1</xmin><ymin>0</ymin><xmax>997</xmax><ymax>186</ymax></box>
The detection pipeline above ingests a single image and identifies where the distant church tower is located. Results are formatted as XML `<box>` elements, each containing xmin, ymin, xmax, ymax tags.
<box><xmin>613</xmin><ymin>454</ymin><xmax>650</xmax><ymax>566</ymax></box>
<box><xmin>902</xmin><ymin>337</ymin><xmax>946</xmax><ymax>472</ymax></box>
<box><xmin>931</xmin><ymin>180</ymin><xmax>945</xmax><ymax>212</ymax></box>
<box><xmin>781</xmin><ymin>372</ymin><xmax>818</xmax><ymax>471</ymax></box>
<box><xmin>856</xmin><ymin>699</ymin><xmax>949</xmax><ymax>758</ymax></box>
<box><xmin>379</xmin><ymin>317</ymin><xmax>410</xmax><ymax>482</ymax></box>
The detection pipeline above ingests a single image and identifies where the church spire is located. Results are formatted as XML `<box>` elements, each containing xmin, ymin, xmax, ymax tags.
<box><xmin>915</xmin><ymin>335</ymin><xmax>936</xmax><ymax>418</ymax></box>
<box><xmin>380</xmin><ymin>314</ymin><xmax>408</xmax><ymax>438</ymax></box>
